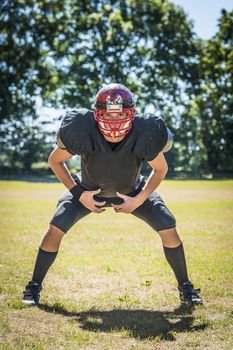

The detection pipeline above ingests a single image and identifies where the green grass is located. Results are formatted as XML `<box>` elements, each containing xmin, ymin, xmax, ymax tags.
<box><xmin>0</xmin><ymin>180</ymin><xmax>233</xmax><ymax>350</ymax></box>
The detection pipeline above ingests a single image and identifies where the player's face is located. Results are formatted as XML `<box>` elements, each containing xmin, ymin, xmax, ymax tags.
<box><xmin>101</xmin><ymin>112</ymin><xmax>129</xmax><ymax>142</ymax></box>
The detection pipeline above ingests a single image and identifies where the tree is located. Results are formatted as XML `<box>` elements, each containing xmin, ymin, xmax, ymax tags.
<box><xmin>0</xmin><ymin>0</ymin><xmax>72</xmax><ymax>171</ymax></box>
<box><xmin>0</xmin><ymin>117</ymin><xmax>54</xmax><ymax>173</ymax></box>
<box><xmin>0</xmin><ymin>0</ymin><xmax>209</xmax><ymax>175</ymax></box>
<box><xmin>197</xmin><ymin>10</ymin><xmax>233</xmax><ymax>173</ymax></box>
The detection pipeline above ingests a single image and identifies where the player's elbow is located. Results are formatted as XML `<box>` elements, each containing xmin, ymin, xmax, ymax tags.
<box><xmin>164</xmin><ymin>165</ymin><xmax>168</xmax><ymax>177</ymax></box>
<box><xmin>47</xmin><ymin>152</ymin><xmax>54</xmax><ymax>166</ymax></box>
<box><xmin>162</xmin><ymin>166</ymin><xmax>168</xmax><ymax>178</ymax></box>
<box><xmin>48</xmin><ymin>151</ymin><xmax>60</xmax><ymax>167</ymax></box>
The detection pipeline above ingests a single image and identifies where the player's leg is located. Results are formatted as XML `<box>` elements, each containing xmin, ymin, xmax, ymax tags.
<box><xmin>22</xmin><ymin>224</ymin><xmax>65</xmax><ymax>305</ymax></box>
<box><xmin>132</xmin><ymin>194</ymin><xmax>189</xmax><ymax>285</ymax></box>
<box><xmin>132</xmin><ymin>192</ymin><xmax>202</xmax><ymax>305</ymax></box>
<box><xmin>40</xmin><ymin>224</ymin><xmax>65</xmax><ymax>251</ymax></box>
<box><xmin>159</xmin><ymin>228</ymin><xmax>202</xmax><ymax>305</ymax></box>
<box><xmin>29</xmin><ymin>224</ymin><xmax>64</xmax><ymax>285</ymax></box>
<box><xmin>157</xmin><ymin>227</ymin><xmax>189</xmax><ymax>286</ymax></box>
<box><xmin>22</xmin><ymin>190</ymin><xmax>90</xmax><ymax>305</ymax></box>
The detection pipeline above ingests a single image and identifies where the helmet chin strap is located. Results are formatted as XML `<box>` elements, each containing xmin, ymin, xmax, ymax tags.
<box><xmin>111</xmin><ymin>131</ymin><xmax>123</xmax><ymax>141</ymax></box>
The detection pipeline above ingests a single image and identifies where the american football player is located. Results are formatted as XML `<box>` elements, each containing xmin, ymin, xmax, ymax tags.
<box><xmin>22</xmin><ymin>83</ymin><xmax>202</xmax><ymax>306</ymax></box>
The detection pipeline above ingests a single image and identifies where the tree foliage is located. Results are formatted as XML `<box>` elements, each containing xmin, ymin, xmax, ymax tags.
<box><xmin>197</xmin><ymin>10</ymin><xmax>233</xmax><ymax>173</ymax></box>
<box><xmin>0</xmin><ymin>1</ymin><xmax>232</xmax><ymax>175</ymax></box>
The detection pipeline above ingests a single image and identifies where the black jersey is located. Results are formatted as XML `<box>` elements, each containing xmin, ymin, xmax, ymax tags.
<box><xmin>57</xmin><ymin>109</ymin><xmax>169</xmax><ymax>197</ymax></box>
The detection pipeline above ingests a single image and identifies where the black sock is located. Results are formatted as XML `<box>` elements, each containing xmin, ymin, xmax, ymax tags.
<box><xmin>32</xmin><ymin>247</ymin><xmax>58</xmax><ymax>285</ymax></box>
<box><xmin>163</xmin><ymin>243</ymin><xmax>189</xmax><ymax>286</ymax></box>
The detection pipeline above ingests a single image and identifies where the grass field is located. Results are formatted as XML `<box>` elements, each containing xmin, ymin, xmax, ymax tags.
<box><xmin>0</xmin><ymin>180</ymin><xmax>233</xmax><ymax>350</ymax></box>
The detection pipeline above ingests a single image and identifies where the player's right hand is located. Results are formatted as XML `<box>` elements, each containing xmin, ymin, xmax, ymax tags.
<box><xmin>79</xmin><ymin>188</ymin><xmax>106</xmax><ymax>213</ymax></box>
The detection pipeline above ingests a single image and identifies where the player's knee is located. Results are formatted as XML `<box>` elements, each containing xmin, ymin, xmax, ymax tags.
<box><xmin>44</xmin><ymin>224</ymin><xmax>65</xmax><ymax>240</ymax></box>
<box><xmin>154</xmin><ymin>206</ymin><xmax>176</xmax><ymax>231</ymax></box>
<box><xmin>163</xmin><ymin>212</ymin><xmax>176</xmax><ymax>230</ymax></box>
<box><xmin>50</xmin><ymin>200</ymin><xmax>80</xmax><ymax>233</ymax></box>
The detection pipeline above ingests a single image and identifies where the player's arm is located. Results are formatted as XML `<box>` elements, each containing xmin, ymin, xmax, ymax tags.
<box><xmin>48</xmin><ymin>146</ymin><xmax>106</xmax><ymax>213</ymax></box>
<box><xmin>48</xmin><ymin>146</ymin><xmax>76</xmax><ymax>190</ymax></box>
<box><xmin>135</xmin><ymin>152</ymin><xmax>168</xmax><ymax>204</ymax></box>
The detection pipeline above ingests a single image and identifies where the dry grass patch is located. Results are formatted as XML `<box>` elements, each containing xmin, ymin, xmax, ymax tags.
<box><xmin>0</xmin><ymin>180</ymin><xmax>233</xmax><ymax>350</ymax></box>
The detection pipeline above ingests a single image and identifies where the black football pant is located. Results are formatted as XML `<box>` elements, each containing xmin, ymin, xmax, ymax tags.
<box><xmin>50</xmin><ymin>188</ymin><xmax>176</xmax><ymax>233</ymax></box>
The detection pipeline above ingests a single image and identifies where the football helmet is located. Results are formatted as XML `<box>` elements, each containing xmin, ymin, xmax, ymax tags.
<box><xmin>94</xmin><ymin>83</ymin><xmax>136</xmax><ymax>141</ymax></box>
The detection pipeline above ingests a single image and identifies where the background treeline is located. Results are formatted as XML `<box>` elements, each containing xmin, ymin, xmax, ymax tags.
<box><xmin>0</xmin><ymin>0</ymin><xmax>232</xmax><ymax>178</ymax></box>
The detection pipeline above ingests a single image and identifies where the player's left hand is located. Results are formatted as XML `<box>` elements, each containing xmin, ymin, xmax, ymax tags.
<box><xmin>111</xmin><ymin>192</ymin><xmax>142</xmax><ymax>214</ymax></box>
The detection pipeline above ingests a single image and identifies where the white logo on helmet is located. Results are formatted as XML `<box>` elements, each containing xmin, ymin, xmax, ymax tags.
<box><xmin>106</xmin><ymin>95</ymin><xmax>123</xmax><ymax>112</ymax></box>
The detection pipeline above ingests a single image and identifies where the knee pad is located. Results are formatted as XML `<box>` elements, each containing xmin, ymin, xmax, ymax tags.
<box><xmin>156</xmin><ymin>205</ymin><xmax>176</xmax><ymax>231</ymax></box>
<box><xmin>150</xmin><ymin>204</ymin><xmax>176</xmax><ymax>231</ymax></box>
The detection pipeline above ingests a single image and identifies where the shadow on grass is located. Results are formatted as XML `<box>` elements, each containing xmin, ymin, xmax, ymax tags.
<box><xmin>39</xmin><ymin>303</ymin><xmax>207</xmax><ymax>340</ymax></box>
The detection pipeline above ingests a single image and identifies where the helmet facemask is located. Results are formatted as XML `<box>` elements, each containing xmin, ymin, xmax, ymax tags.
<box><xmin>94</xmin><ymin>84</ymin><xmax>136</xmax><ymax>141</ymax></box>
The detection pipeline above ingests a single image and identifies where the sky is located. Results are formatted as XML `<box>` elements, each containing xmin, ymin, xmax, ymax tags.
<box><xmin>171</xmin><ymin>0</ymin><xmax>232</xmax><ymax>39</ymax></box>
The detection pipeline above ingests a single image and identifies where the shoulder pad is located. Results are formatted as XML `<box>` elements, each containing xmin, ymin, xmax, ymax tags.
<box><xmin>57</xmin><ymin>109</ymin><xmax>96</xmax><ymax>154</ymax></box>
<box><xmin>132</xmin><ymin>113</ymin><xmax>168</xmax><ymax>160</ymax></box>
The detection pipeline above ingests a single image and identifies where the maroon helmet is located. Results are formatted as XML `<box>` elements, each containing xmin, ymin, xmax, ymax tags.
<box><xmin>94</xmin><ymin>83</ymin><xmax>136</xmax><ymax>141</ymax></box>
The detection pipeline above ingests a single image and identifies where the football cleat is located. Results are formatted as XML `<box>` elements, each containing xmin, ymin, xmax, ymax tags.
<box><xmin>22</xmin><ymin>280</ymin><xmax>42</xmax><ymax>306</ymax></box>
<box><xmin>178</xmin><ymin>281</ymin><xmax>203</xmax><ymax>305</ymax></box>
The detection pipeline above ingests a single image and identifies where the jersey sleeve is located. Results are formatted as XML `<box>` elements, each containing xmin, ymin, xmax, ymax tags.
<box><xmin>133</xmin><ymin>114</ymin><xmax>169</xmax><ymax>161</ymax></box>
<box><xmin>56</xmin><ymin>132</ymin><xmax>67</xmax><ymax>150</ymax></box>
<box><xmin>162</xmin><ymin>127</ymin><xmax>173</xmax><ymax>153</ymax></box>
<box><xmin>56</xmin><ymin>109</ymin><xmax>95</xmax><ymax>155</ymax></box>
